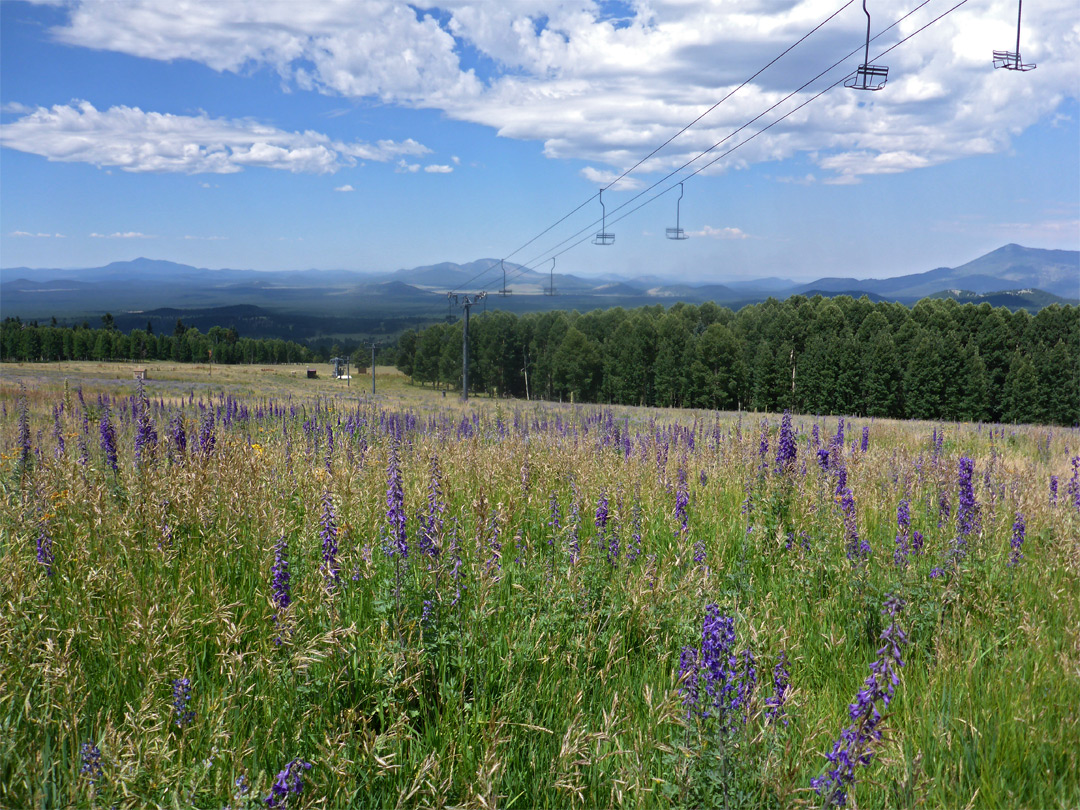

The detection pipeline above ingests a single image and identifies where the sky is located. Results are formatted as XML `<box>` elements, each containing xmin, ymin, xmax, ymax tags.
<box><xmin>1</xmin><ymin>0</ymin><xmax>1077</xmax><ymax>288</ymax></box>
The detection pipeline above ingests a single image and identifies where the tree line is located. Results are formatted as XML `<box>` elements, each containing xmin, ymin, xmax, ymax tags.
<box><xmin>1</xmin><ymin>316</ymin><xmax>315</xmax><ymax>366</ymax></box>
<box><xmin>395</xmin><ymin>296</ymin><xmax>1079</xmax><ymax>425</ymax></box>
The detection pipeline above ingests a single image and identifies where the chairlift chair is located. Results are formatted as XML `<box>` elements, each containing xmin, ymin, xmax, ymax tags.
<box><xmin>666</xmin><ymin>182</ymin><xmax>689</xmax><ymax>240</ymax></box>
<box><xmin>993</xmin><ymin>0</ymin><xmax>1035</xmax><ymax>71</ymax></box>
<box><xmin>593</xmin><ymin>189</ymin><xmax>615</xmax><ymax>245</ymax></box>
<box><xmin>846</xmin><ymin>1</ymin><xmax>888</xmax><ymax>91</ymax></box>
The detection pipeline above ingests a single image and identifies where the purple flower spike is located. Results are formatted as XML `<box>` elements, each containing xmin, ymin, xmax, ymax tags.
<box><xmin>320</xmin><ymin>491</ymin><xmax>339</xmax><ymax>589</ymax></box>
<box><xmin>1008</xmin><ymin>512</ymin><xmax>1025</xmax><ymax>567</ymax></box>
<box><xmin>763</xmin><ymin>651</ymin><xmax>791</xmax><ymax>726</ymax></box>
<box><xmin>265</xmin><ymin>759</ymin><xmax>312</xmax><ymax>809</ymax></box>
<box><xmin>172</xmin><ymin>677</ymin><xmax>194</xmax><ymax>728</ymax></box>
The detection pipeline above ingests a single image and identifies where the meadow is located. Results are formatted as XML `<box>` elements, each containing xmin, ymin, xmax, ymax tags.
<box><xmin>1</xmin><ymin>361</ymin><xmax>1078</xmax><ymax>809</ymax></box>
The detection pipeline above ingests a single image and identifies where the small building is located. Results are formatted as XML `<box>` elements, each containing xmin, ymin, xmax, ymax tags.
<box><xmin>133</xmin><ymin>368</ymin><xmax>148</xmax><ymax>380</ymax></box>
<box><xmin>307</xmin><ymin>368</ymin><xmax>318</xmax><ymax>379</ymax></box>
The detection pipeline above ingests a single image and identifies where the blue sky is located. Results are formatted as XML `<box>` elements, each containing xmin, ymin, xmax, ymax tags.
<box><xmin>2</xmin><ymin>0</ymin><xmax>1077</xmax><ymax>286</ymax></box>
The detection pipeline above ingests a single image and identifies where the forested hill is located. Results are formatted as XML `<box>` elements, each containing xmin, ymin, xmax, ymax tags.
<box><xmin>396</xmin><ymin>295</ymin><xmax>1080</xmax><ymax>426</ymax></box>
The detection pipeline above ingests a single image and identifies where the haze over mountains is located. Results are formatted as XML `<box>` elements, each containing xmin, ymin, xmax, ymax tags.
<box><xmin>2</xmin><ymin>244</ymin><xmax>1076</xmax><ymax>342</ymax></box>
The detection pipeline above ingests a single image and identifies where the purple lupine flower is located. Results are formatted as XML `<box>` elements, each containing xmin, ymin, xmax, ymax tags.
<box><xmin>198</xmin><ymin>412</ymin><xmax>216</xmax><ymax>458</ymax></box>
<box><xmin>839</xmin><ymin>486</ymin><xmax>864</xmax><ymax>562</ymax></box>
<box><xmin>832</xmin><ymin>417</ymin><xmax>845</xmax><ymax>450</ymax></box>
<box><xmin>937</xmin><ymin>489</ymin><xmax>950</xmax><ymax>528</ymax></box>
<box><xmin>775</xmin><ymin>410</ymin><xmax>796</xmax><ymax>473</ymax></box>
<box><xmin>817</xmin><ymin>447</ymin><xmax>830</xmax><ymax>470</ymax></box>
<box><xmin>548</xmin><ymin>490</ymin><xmax>561</xmax><ymax>552</ymax></box>
<box><xmin>951</xmin><ymin>457</ymin><xmax>980</xmax><ymax>564</ymax></box>
<box><xmin>568</xmin><ymin>480</ymin><xmax>581</xmax><ymax>564</ymax></box>
<box><xmin>324</xmin><ymin>424</ymin><xmax>334</xmax><ymax>472</ymax></box>
<box><xmin>678</xmin><ymin>646</ymin><xmax>701</xmax><ymax>718</ymax></box>
<box><xmin>911</xmin><ymin>530</ymin><xmax>924</xmax><ymax>554</ymax></box>
<box><xmin>421</xmin><ymin>599</ymin><xmax>435</xmax><ymax>629</ymax></box>
<box><xmin>734</xmin><ymin>647</ymin><xmax>757</xmax><ymax>719</ymax></box>
<box><xmin>270</xmin><ymin>535</ymin><xmax>291</xmax><ymax>643</ymax></box>
<box><xmin>52</xmin><ymin>404</ymin><xmax>65</xmax><ymax>459</ymax></box>
<box><xmin>36</xmin><ymin>519</ymin><xmax>54</xmax><ymax>576</ymax></box>
<box><xmin>763</xmin><ymin>651</ymin><xmax>791</xmax><ymax>726</ymax></box>
<box><xmin>595</xmin><ymin>492</ymin><xmax>610</xmax><ymax>540</ymax></box>
<box><xmin>893</xmin><ymin>499</ymin><xmax>911</xmax><ymax>567</ymax></box>
<box><xmin>811</xmin><ymin>423</ymin><xmax>821</xmax><ymax>449</ymax></box>
<box><xmin>860</xmin><ymin>426</ymin><xmax>869</xmax><ymax>453</ymax></box>
<box><xmin>80</xmin><ymin>742</ymin><xmax>103</xmax><ymax>791</ymax></box>
<box><xmin>170</xmin><ymin>415</ymin><xmax>186</xmax><ymax>457</ymax></box>
<box><xmin>1008</xmin><ymin>512</ymin><xmax>1025</xmax><ymax>567</ymax></box>
<box><xmin>17</xmin><ymin>389</ymin><xmax>32</xmax><ymax>472</ymax></box>
<box><xmin>265</xmin><ymin>759</ymin><xmax>312</xmax><ymax>809</ymax></box>
<box><xmin>758</xmin><ymin>419</ymin><xmax>769</xmax><ymax>470</ymax></box>
<box><xmin>699</xmin><ymin>469</ymin><xmax>708</xmax><ymax>487</ymax></box>
<box><xmin>418</xmin><ymin>454</ymin><xmax>444</xmax><ymax>559</ymax></box>
<box><xmin>1068</xmin><ymin>457</ymin><xmax>1080</xmax><ymax>513</ymax></box>
<box><xmin>133</xmin><ymin>379</ymin><xmax>157</xmax><ymax>464</ymax></box>
<box><xmin>699</xmin><ymin>606</ymin><xmax>738</xmax><ymax>724</ymax></box>
<box><xmin>320</xmin><ymin>491</ymin><xmax>339</xmax><ymax>589</ymax></box>
<box><xmin>99</xmin><ymin>406</ymin><xmax>118</xmax><ymax>474</ymax></box>
<box><xmin>172</xmin><ymin>677</ymin><xmax>194</xmax><ymax>728</ymax></box>
<box><xmin>1049</xmin><ymin>475</ymin><xmax>1058</xmax><ymax>507</ymax></box>
<box><xmin>628</xmin><ymin>500</ymin><xmax>643</xmax><ymax>563</ymax></box>
<box><xmin>386</xmin><ymin>442</ymin><xmax>407</xmax><ymax>559</ymax></box>
<box><xmin>811</xmin><ymin>596</ymin><xmax>907</xmax><ymax>807</ymax></box>
<box><xmin>485</xmin><ymin>509</ymin><xmax>502</xmax><ymax>575</ymax></box>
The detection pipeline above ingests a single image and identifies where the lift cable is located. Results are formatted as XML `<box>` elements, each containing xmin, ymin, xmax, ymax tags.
<box><xmin>445</xmin><ymin>0</ymin><xmax>859</xmax><ymax>295</ymax></box>
<box><xmin>497</xmin><ymin>0</ymin><xmax>970</xmax><ymax>290</ymax></box>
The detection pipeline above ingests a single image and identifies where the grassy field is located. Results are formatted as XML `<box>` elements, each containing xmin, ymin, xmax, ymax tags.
<box><xmin>1</xmin><ymin>362</ymin><xmax>1078</xmax><ymax>809</ymax></box>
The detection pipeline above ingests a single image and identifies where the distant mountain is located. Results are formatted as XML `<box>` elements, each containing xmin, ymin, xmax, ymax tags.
<box><xmin>2</xmin><ymin>245</ymin><xmax>1076</xmax><ymax>332</ymax></box>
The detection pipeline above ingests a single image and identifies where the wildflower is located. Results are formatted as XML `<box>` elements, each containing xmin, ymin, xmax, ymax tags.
<box><xmin>811</xmin><ymin>596</ymin><xmax>908</xmax><ymax>807</ymax></box>
<box><xmin>133</xmin><ymin>378</ymin><xmax>157</xmax><ymax>464</ymax></box>
<box><xmin>36</xmin><ymin>519</ymin><xmax>54</xmax><ymax>575</ymax></box>
<box><xmin>80</xmin><ymin>742</ymin><xmax>103</xmax><ymax>792</ymax></box>
<box><xmin>763</xmin><ymin>651</ymin><xmax>791</xmax><ymax>726</ymax></box>
<box><xmin>595</xmin><ymin>492</ymin><xmax>610</xmax><ymax>538</ymax></box>
<box><xmin>956</xmin><ymin>457</ymin><xmax>979</xmax><ymax>539</ymax></box>
<box><xmin>52</xmin><ymin>404</ymin><xmax>65</xmax><ymax>459</ymax></box>
<box><xmin>418</xmin><ymin>454</ymin><xmax>444</xmax><ymax>559</ymax></box>
<box><xmin>386</xmin><ymin>442</ymin><xmax>407</xmax><ymax>559</ymax></box>
<box><xmin>198</xmin><ymin>412</ymin><xmax>216</xmax><ymax>457</ymax></box>
<box><xmin>99</xmin><ymin>407</ymin><xmax>118</xmax><ymax>474</ymax></box>
<box><xmin>170</xmin><ymin>415</ymin><xmax>187</xmax><ymax>457</ymax></box>
<box><xmin>1008</xmin><ymin>512</ymin><xmax>1025</xmax><ymax>567</ymax></box>
<box><xmin>1049</xmin><ymin>475</ymin><xmax>1058</xmax><ymax>507</ymax></box>
<box><xmin>172</xmin><ymin>677</ymin><xmax>194</xmax><ymax>728</ymax></box>
<box><xmin>270</xmin><ymin>535</ymin><xmax>291</xmax><ymax>643</ymax></box>
<box><xmin>320</xmin><ymin>491</ymin><xmax>339</xmax><ymax>589</ymax></box>
<box><xmin>421</xmin><ymin>599</ymin><xmax>435</xmax><ymax>630</ymax></box>
<box><xmin>893</xmin><ymin>499</ymin><xmax>911</xmax><ymax>567</ymax></box>
<box><xmin>678</xmin><ymin>646</ymin><xmax>701</xmax><ymax>717</ymax></box>
<box><xmin>758</xmin><ymin>419</ymin><xmax>769</xmax><ymax>469</ymax></box>
<box><xmin>1068</xmin><ymin>457</ymin><xmax>1080</xmax><ymax>513</ymax></box>
<box><xmin>775</xmin><ymin>410</ymin><xmax>797</xmax><ymax>473</ymax></box>
<box><xmin>628</xmin><ymin>500</ymin><xmax>643</xmax><ymax>563</ymax></box>
<box><xmin>265</xmin><ymin>759</ymin><xmax>312</xmax><ymax>809</ymax></box>
<box><xmin>17</xmin><ymin>388</ymin><xmax>31</xmax><ymax>473</ymax></box>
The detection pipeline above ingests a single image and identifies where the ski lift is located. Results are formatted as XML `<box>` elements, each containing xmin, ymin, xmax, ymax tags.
<box><xmin>666</xmin><ymin>183</ymin><xmax>689</xmax><ymax>241</ymax></box>
<box><xmin>593</xmin><ymin>189</ymin><xmax>615</xmax><ymax>245</ymax></box>
<box><xmin>498</xmin><ymin>259</ymin><xmax>512</xmax><ymax>296</ymax></box>
<box><xmin>845</xmin><ymin>0</ymin><xmax>888</xmax><ymax>91</ymax></box>
<box><xmin>993</xmin><ymin>0</ymin><xmax>1035</xmax><ymax>71</ymax></box>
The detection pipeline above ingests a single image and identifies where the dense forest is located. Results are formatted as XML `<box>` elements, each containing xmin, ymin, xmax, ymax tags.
<box><xmin>396</xmin><ymin>295</ymin><xmax>1080</xmax><ymax>425</ymax></box>
<box><xmin>1</xmin><ymin>316</ymin><xmax>315</xmax><ymax>366</ymax></box>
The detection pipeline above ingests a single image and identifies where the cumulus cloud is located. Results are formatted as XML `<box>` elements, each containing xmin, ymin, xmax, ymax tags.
<box><xmin>396</xmin><ymin>159</ymin><xmax>421</xmax><ymax>173</ymax></box>
<box><xmin>334</xmin><ymin>184</ymin><xmax>355</xmax><ymax>191</ymax></box>
<box><xmin>687</xmin><ymin>225</ymin><xmax>750</xmax><ymax>239</ymax></box>
<box><xmin>0</xmin><ymin>101</ymin><xmax>431</xmax><ymax>174</ymax></box>
<box><xmin>25</xmin><ymin>1</ymin><xmax>1080</xmax><ymax>183</ymax></box>
<box><xmin>10</xmin><ymin>230</ymin><xmax>65</xmax><ymax>237</ymax></box>
<box><xmin>90</xmin><ymin>231</ymin><xmax>156</xmax><ymax>238</ymax></box>
<box><xmin>423</xmin><ymin>164</ymin><xmax>453</xmax><ymax>173</ymax></box>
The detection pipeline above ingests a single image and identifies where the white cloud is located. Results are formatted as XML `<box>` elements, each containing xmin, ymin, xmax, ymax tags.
<box><xmin>687</xmin><ymin>225</ymin><xmax>749</xmax><ymax>240</ymax></box>
<box><xmin>396</xmin><ymin>159</ymin><xmax>420</xmax><ymax>173</ymax></box>
<box><xmin>0</xmin><ymin>100</ymin><xmax>430</xmax><ymax>174</ymax></box>
<box><xmin>334</xmin><ymin>184</ymin><xmax>355</xmax><ymax>191</ymax></box>
<box><xmin>182</xmin><ymin>235</ymin><xmax>227</xmax><ymax>240</ymax></box>
<box><xmin>451</xmin><ymin>155</ymin><xmax>461</xmax><ymax>165</ymax></box>
<box><xmin>90</xmin><ymin>231</ymin><xmax>156</xmax><ymax>238</ymax></box>
<box><xmin>424</xmin><ymin>164</ymin><xmax>453</xmax><ymax>173</ymax></box>
<box><xmin>23</xmin><ymin>0</ymin><xmax>1080</xmax><ymax>183</ymax></box>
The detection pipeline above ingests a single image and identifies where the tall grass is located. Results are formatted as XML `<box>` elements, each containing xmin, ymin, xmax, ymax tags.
<box><xmin>1</xmin><ymin>374</ymin><xmax>1077</xmax><ymax>808</ymax></box>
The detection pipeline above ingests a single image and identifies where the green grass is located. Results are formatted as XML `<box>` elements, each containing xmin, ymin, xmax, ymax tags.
<box><xmin>0</xmin><ymin>364</ymin><xmax>1077</xmax><ymax>808</ymax></box>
